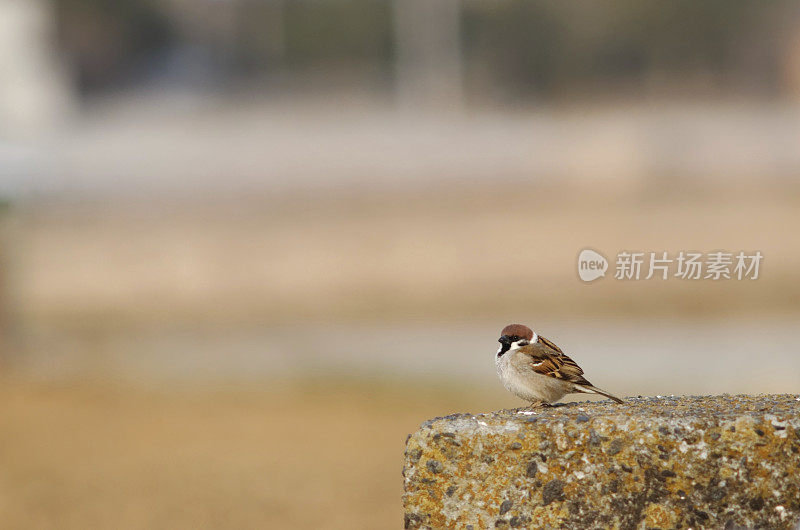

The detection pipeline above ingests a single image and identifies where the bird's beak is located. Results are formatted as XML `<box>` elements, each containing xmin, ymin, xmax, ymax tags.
<box><xmin>497</xmin><ymin>335</ymin><xmax>512</xmax><ymax>356</ymax></box>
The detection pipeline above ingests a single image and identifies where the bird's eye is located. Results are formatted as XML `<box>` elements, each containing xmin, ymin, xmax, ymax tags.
<box><xmin>511</xmin><ymin>336</ymin><xmax>519</xmax><ymax>341</ymax></box>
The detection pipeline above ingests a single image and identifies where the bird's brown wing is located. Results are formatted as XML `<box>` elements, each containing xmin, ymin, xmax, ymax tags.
<box><xmin>517</xmin><ymin>336</ymin><xmax>593</xmax><ymax>387</ymax></box>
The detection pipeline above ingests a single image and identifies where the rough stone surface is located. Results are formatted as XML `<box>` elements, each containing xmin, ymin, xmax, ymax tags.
<box><xmin>403</xmin><ymin>395</ymin><xmax>800</xmax><ymax>529</ymax></box>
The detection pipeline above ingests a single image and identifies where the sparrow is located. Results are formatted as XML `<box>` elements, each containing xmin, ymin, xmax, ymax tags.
<box><xmin>495</xmin><ymin>324</ymin><xmax>623</xmax><ymax>406</ymax></box>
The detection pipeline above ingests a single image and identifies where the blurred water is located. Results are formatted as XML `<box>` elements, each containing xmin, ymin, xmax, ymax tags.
<box><xmin>20</xmin><ymin>318</ymin><xmax>799</xmax><ymax>398</ymax></box>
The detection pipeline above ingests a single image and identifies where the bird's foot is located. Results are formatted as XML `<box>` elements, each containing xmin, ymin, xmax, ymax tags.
<box><xmin>527</xmin><ymin>401</ymin><xmax>552</xmax><ymax>409</ymax></box>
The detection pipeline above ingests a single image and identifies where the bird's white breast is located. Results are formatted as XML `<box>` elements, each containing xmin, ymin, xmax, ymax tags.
<box><xmin>495</xmin><ymin>350</ymin><xmax>571</xmax><ymax>403</ymax></box>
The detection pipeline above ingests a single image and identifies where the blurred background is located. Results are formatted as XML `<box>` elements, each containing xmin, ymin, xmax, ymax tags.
<box><xmin>1</xmin><ymin>0</ymin><xmax>800</xmax><ymax>528</ymax></box>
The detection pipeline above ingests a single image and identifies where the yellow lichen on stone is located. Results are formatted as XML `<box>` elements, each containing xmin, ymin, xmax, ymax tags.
<box><xmin>644</xmin><ymin>503</ymin><xmax>678</xmax><ymax>528</ymax></box>
<box><xmin>403</xmin><ymin>396</ymin><xmax>800</xmax><ymax>530</ymax></box>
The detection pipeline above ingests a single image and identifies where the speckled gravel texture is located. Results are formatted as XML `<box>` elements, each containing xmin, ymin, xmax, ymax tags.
<box><xmin>403</xmin><ymin>395</ymin><xmax>800</xmax><ymax>529</ymax></box>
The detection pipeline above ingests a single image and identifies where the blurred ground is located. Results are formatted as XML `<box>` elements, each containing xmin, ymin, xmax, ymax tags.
<box><xmin>2</xmin><ymin>186</ymin><xmax>799</xmax><ymax>528</ymax></box>
<box><xmin>0</xmin><ymin>379</ymin><xmax>502</xmax><ymax>530</ymax></box>
<box><xmin>9</xmin><ymin>185</ymin><xmax>800</xmax><ymax>328</ymax></box>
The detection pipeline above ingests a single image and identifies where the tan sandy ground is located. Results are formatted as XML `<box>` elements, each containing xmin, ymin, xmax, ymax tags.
<box><xmin>10</xmin><ymin>184</ymin><xmax>800</xmax><ymax>331</ymax></box>
<box><xmin>0</xmin><ymin>379</ymin><xmax>506</xmax><ymax>530</ymax></box>
<box><xmin>2</xmin><ymin>184</ymin><xmax>799</xmax><ymax>528</ymax></box>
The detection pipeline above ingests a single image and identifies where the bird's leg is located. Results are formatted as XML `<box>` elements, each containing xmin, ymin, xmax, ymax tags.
<box><xmin>527</xmin><ymin>400</ymin><xmax>551</xmax><ymax>409</ymax></box>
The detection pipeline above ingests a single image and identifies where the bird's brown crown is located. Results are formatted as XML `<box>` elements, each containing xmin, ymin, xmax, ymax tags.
<box><xmin>500</xmin><ymin>324</ymin><xmax>534</xmax><ymax>341</ymax></box>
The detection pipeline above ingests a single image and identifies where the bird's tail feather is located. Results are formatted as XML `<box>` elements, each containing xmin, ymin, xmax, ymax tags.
<box><xmin>575</xmin><ymin>385</ymin><xmax>624</xmax><ymax>404</ymax></box>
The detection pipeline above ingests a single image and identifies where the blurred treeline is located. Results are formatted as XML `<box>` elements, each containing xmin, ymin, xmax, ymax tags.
<box><xmin>54</xmin><ymin>0</ymin><xmax>800</xmax><ymax>99</ymax></box>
